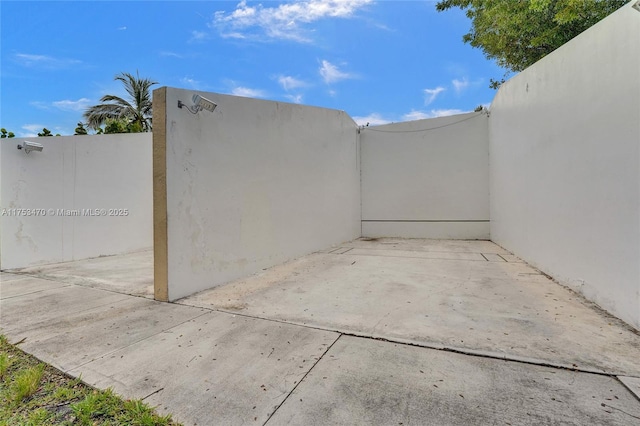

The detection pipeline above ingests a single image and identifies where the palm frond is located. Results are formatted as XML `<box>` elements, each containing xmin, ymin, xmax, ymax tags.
<box><xmin>84</xmin><ymin>71</ymin><xmax>158</xmax><ymax>131</ymax></box>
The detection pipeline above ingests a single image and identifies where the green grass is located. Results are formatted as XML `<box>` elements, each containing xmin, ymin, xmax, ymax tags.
<box><xmin>9</xmin><ymin>363</ymin><xmax>45</xmax><ymax>405</ymax></box>
<box><xmin>0</xmin><ymin>335</ymin><xmax>180</xmax><ymax>425</ymax></box>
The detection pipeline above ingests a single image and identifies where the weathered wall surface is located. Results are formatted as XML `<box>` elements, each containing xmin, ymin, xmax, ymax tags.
<box><xmin>155</xmin><ymin>88</ymin><xmax>361</xmax><ymax>301</ymax></box>
<box><xmin>0</xmin><ymin>133</ymin><xmax>153</xmax><ymax>269</ymax></box>
<box><xmin>489</xmin><ymin>3</ymin><xmax>640</xmax><ymax>329</ymax></box>
<box><xmin>360</xmin><ymin>112</ymin><xmax>490</xmax><ymax>239</ymax></box>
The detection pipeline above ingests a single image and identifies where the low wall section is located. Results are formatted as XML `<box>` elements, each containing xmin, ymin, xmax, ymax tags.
<box><xmin>0</xmin><ymin>133</ymin><xmax>153</xmax><ymax>270</ymax></box>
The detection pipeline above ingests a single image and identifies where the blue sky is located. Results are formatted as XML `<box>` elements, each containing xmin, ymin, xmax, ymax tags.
<box><xmin>1</xmin><ymin>1</ymin><xmax>506</xmax><ymax>136</ymax></box>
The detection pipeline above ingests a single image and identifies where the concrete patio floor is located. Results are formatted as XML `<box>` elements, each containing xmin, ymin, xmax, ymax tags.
<box><xmin>8</xmin><ymin>248</ymin><xmax>154</xmax><ymax>298</ymax></box>
<box><xmin>1</xmin><ymin>238</ymin><xmax>639</xmax><ymax>425</ymax></box>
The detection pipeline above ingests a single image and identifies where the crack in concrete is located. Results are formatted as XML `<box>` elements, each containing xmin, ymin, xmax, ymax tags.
<box><xmin>262</xmin><ymin>334</ymin><xmax>342</xmax><ymax>426</ymax></box>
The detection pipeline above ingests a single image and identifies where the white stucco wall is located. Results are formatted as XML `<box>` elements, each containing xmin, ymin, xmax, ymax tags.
<box><xmin>360</xmin><ymin>112</ymin><xmax>490</xmax><ymax>239</ymax></box>
<box><xmin>0</xmin><ymin>133</ymin><xmax>153</xmax><ymax>270</ymax></box>
<box><xmin>489</xmin><ymin>3</ymin><xmax>640</xmax><ymax>329</ymax></box>
<box><xmin>160</xmin><ymin>88</ymin><xmax>361</xmax><ymax>301</ymax></box>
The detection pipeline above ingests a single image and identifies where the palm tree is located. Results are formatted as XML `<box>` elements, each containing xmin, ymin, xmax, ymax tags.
<box><xmin>83</xmin><ymin>71</ymin><xmax>158</xmax><ymax>132</ymax></box>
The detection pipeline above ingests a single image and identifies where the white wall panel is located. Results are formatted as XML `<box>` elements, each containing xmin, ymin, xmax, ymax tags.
<box><xmin>0</xmin><ymin>133</ymin><xmax>153</xmax><ymax>269</ymax></box>
<box><xmin>361</xmin><ymin>112</ymin><xmax>490</xmax><ymax>239</ymax></box>
<box><xmin>489</xmin><ymin>3</ymin><xmax>640</xmax><ymax>329</ymax></box>
<box><xmin>158</xmin><ymin>89</ymin><xmax>361</xmax><ymax>301</ymax></box>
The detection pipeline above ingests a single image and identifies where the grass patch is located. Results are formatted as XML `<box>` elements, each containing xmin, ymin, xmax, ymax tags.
<box><xmin>0</xmin><ymin>334</ymin><xmax>180</xmax><ymax>425</ymax></box>
<box><xmin>10</xmin><ymin>363</ymin><xmax>45</xmax><ymax>404</ymax></box>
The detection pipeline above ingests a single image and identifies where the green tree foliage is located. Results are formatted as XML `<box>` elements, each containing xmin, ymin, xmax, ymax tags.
<box><xmin>436</xmin><ymin>0</ymin><xmax>627</xmax><ymax>86</ymax></box>
<box><xmin>103</xmin><ymin>118</ymin><xmax>144</xmax><ymax>134</ymax></box>
<box><xmin>83</xmin><ymin>71</ymin><xmax>158</xmax><ymax>132</ymax></box>
<box><xmin>74</xmin><ymin>122</ymin><xmax>88</xmax><ymax>135</ymax></box>
<box><xmin>0</xmin><ymin>128</ymin><xmax>15</xmax><ymax>138</ymax></box>
<box><xmin>37</xmin><ymin>128</ymin><xmax>53</xmax><ymax>137</ymax></box>
<box><xmin>103</xmin><ymin>118</ymin><xmax>128</xmax><ymax>134</ymax></box>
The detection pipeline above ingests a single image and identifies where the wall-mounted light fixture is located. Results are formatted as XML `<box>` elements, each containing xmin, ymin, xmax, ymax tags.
<box><xmin>178</xmin><ymin>94</ymin><xmax>217</xmax><ymax>114</ymax></box>
<box><xmin>17</xmin><ymin>141</ymin><xmax>44</xmax><ymax>154</ymax></box>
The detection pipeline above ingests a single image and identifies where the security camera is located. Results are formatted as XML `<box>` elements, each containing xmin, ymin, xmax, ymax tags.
<box><xmin>192</xmin><ymin>94</ymin><xmax>217</xmax><ymax>112</ymax></box>
<box><xmin>17</xmin><ymin>141</ymin><xmax>44</xmax><ymax>154</ymax></box>
<box><xmin>178</xmin><ymin>94</ymin><xmax>217</xmax><ymax>114</ymax></box>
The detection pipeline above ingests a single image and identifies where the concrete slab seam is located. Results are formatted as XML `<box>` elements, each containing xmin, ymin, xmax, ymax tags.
<box><xmin>70</xmin><ymin>285</ymin><xmax>156</xmax><ymax>302</ymax></box>
<box><xmin>343</xmin><ymin>332</ymin><xmax>624</xmax><ymax>378</ymax></box>
<box><xmin>262</xmin><ymin>333</ymin><xmax>343</xmax><ymax>426</ymax></box>
<box><xmin>1</xmin><ymin>293</ymin><xmax>140</xmax><ymax>333</ymax></box>
<box><xmin>3</xmin><ymin>271</ymin><xmax>74</xmax><ymax>282</ymax></box>
<box><xmin>0</xmin><ymin>284</ymin><xmax>74</xmax><ymax>300</ymax></box>
<box><xmin>343</xmin><ymin>253</ymin><xmax>502</xmax><ymax>263</ymax></box>
<box><xmin>618</xmin><ymin>377</ymin><xmax>640</xmax><ymax>403</ymax></box>
<box><xmin>6</xmin><ymin>274</ymin><xmax>157</xmax><ymax>302</ymax></box>
<box><xmin>2</xmin><ymin>272</ymin><xmax>152</xmax><ymax>298</ymax></box>
<box><xmin>179</xmin><ymin>303</ymin><xmax>632</xmax><ymax>378</ymax></box>
<box><xmin>0</xmin><ymin>272</ymin><xmax>28</xmax><ymax>277</ymax></box>
<box><xmin>172</xmin><ymin>302</ymin><xmax>343</xmax><ymax>336</ymax></box>
<box><xmin>65</xmin><ymin>310</ymin><xmax>211</xmax><ymax>374</ymax></box>
<box><xmin>336</xmin><ymin>249</ymin><xmax>528</xmax><ymax>264</ymax></box>
<box><xmin>331</xmin><ymin>246</ymin><xmax>501</xmax><ymax>255</ymax></box>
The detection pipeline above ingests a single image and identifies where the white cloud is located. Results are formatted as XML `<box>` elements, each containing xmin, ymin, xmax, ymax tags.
<box><xmin>220</xmin><ymin>32</ymin><xmax>247</xmax><ymax>40</ymax></box>
<box><xmin>14</xmin><ymin>53</ymin><xmax>81</xmax><ymax>69</ymax></box>
<box><xmin>277</xmin><ymin>75</ymin><xmax>306</xmax><ymax>91</ymax></box>
<box><xmin>29</xmin><ymin>101</ymin><xmax>50</xmax><ymax>110</ymax></box>
<box><xmin>20</xmin><ymin>124</ymin><xmax>45</xmax><ymax>137</ymax></box>
<box><xmin>231</xmin><ymin>86</ymin><xmax>267</xmax><ymax>98</ymax></box>
<box><xmin>52</xmin><ymin>98</ymin><xmax>92</xmax><ymax>112</ymax></box>
<box><xmin>402</xmin><ymin>108</ymin><xmax>467</xmax><ymax>122</ymax></box>
<box><xmin>160</xmin><ymin>51</ymin><xmax>183</xmax><ymax>58</ymax></box>
<box><xmin>352</xmin><ymin>113</ymin><xmax>391</xmax><ymax>127</ymax></box>
<box><xmin>319</xmin><ymin>60</ymin><xmax>354</xmax><ymax>84</ymax></box>
<box><xmin>429</xmin><ymin>108</ymin><xmax>466</xmax><ymax>117</ymax></box>
<box><xmin>285</xmin><ymin>94</ymin><xmax>304</xmax><ymax>104</ymax></box>
<box><xmin>180</xmin><ymin>77</ymin><xmax>203</xmax><ymax>89</ymax></box>
<box><xmin>30</xmin><ymin>98</ymin><xmax>92</xmax><ymax>112</ymax></box>
<box><xmin>212</xmin><ymin>0</ymin><xmax>372</xmax><ymax>42</ymax></box>
<box><xmin>19</xmin><ymin>124</ymin><xmax>68</xmax><ymax>137</ymax></box>
<box><xmin>117</xmin><ymin>26</ymin><xmax>127</xmax><ymax>31</ymax></box>
<box><xmin>423</xmin><ymin>87</ymin><xmax>445</xmax><ymax>105</ymax></box>
<box><xmin>402</xmin><ymin>110</ymin><xmax>431</xmax><ymax>121</ymax></box>
<box><xmin>190</xmin><ymin>30</ymin><xmax>208</xmax><ymax>42</ymax></box>
<box><xmin>452</xmin><ymin>78</ymin><xmax>469</xmax><ymax>94</ymax></box>
<box><xmin>355</xmin><ymin>107</ymin><xmax>472</xmax><ymax>127</ymax></box>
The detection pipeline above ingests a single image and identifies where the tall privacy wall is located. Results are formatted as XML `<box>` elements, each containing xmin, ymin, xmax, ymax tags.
<box><xmin>360</xmin><ymin>112</ymin><xmax>489</xmax><ymax>239</ymax></box>
<box><xmin>0</xmin><ymin>133</ymin><xmax>153</xmax><ymax>270</ymax></box>
<box><xmin>489</xmin><ymin>3</ymin><xmax>640</xmax><ymax>329</ymax></box>
<box><xmin>154</xmin><ymin>88</ymin><xmax>361</xmax><ymax>301</ymax></box>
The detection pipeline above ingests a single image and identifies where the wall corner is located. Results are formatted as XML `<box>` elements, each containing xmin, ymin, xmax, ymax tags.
<box><xmin>153</xmin><ymin>87</ymin><xmax>169</xmax><ymax>302</ymax></box>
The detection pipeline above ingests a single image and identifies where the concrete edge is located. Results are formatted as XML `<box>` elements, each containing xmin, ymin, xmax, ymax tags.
<box><xmin>152</xmin><ymin>87</ymin><xmax>168</xmax><ymax>302</ymax></box>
